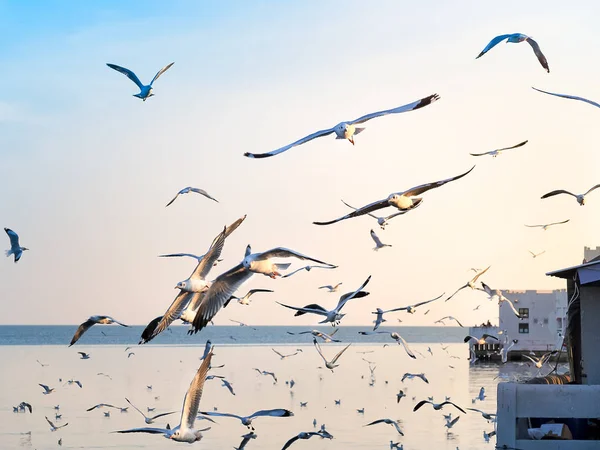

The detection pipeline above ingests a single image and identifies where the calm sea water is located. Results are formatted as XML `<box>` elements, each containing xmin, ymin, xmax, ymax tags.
<box><xmin>0</xmin><ymin>326</ymin><xmax>544</xmax><ymax>450</ymax></box>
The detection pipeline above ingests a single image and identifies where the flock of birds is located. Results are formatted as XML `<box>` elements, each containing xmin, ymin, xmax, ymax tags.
<box><xmin>4</xmin><ymin>28</ymin><xmax>593</xmax><ymax>449</ymax></box>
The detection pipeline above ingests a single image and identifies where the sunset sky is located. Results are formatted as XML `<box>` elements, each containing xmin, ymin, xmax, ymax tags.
<box><xmin>1</xmin><ymin>0</ymin><xmax>599</xmax><ymax>326</ymax></box>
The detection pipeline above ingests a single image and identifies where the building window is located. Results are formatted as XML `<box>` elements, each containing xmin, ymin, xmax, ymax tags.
<box><xmin>519</xmin><ymin>323</ymin><xmax>529</xmax><ymax>334</ymax></box>
<box><xmin>518</xmin><ymin>308</ymin><xmax>529</xmax><ymax>318</ymax></box>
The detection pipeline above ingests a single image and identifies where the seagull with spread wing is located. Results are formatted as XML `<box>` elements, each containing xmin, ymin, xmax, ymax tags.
<box><xmin>341</xmin><ymin>200</ymin><xmax>418</xmax><ymax>229</ymax></box>
<box><xmin>230</xmin><ymin>289</ymin><xmax>274</xmax><ymax>306</ymax></box>
<box><xmin>69</xmin><ymin>316</ymin><xmax>128</xmax><ymax>346</ymax></box>
<box><xmin>464</xmin><ymin>334</ymin><xmax>499</xmax><ymax>345</ymax></box>
<box><xmin>313</xmin><ymin>338</ymin><xmax>351</xmax><ymax>371</ymax></box>
<box><xmin>198</xmin><ymin>408</ymin><xmax>293</xmax><ymax>431</ymax></box>
<box><xmin>286</xmin><ymin>329</ymin><xmax>340</xmax><ymax>342</ymax></box>
<box><xmin>541</xmin><ymin>184</ymin><xmax>600</xmax><ymax>206</ymax></box>
<box><xmin>4</xmin><ymin>228</ymin><xmax>29</xmax><ymax>262</ymax></box>
<box><xmin>359</xmin><ymin>331</ymin><xmax>416</xmax><ymax>359</ymax></box>
<box><xmin>370</xmin><ymin>229</ymin><xmax>391</xmax><ymax>251</ymax></box>
<box><xmin>525</xmin><ymin>219</ymin><xmax>570</xmax><ymax>230</ymax></box>
<box><xmin>45</xmin><ymin>416</ymin><xmax>68</xmax><ymax>431</ymax></box>
<box><xmin>478</xmin><ymin>283</ymin><xmax>521</xmax><ymax>317</ymax></box>
<box><xmin>470</xmin><ymin>140</ymin><xmax>528</xmax><ymax>157</ymax></box>
<box><xmin>242</xmin><ymin>245</ymin><xmax>335</xmax><ymax>278</ymax></box>
<box><xmin>446</xmin><ymin>266</ymin><xmax>491</xmax><ymax>302</ymax></box>
<box><xmin>106</xmin><ymin>62</ymin><xmax>174</xmax><ymax>101</ymax></box>
<box><xmin>434</xmin><ymin>316</ymin><xmax>464</xmax><ymax>327</ymax></box>
<box><xmin>529</xmin><ymin>250</ymin><xmax>546</xmax><ymax>258</ymax></box>
<box><xmin>476</xmin><ymin>33</ymin><xmax>549</xmax><ymax>72</ymax></box>
<box><xmin>165</xmin><ymin>187</ymin><xmax>219</xmax><ymax>207</ymax></box>
<box><xmin>280</xmin><ymin>429</ymin><xmax>332</xmax><ymax>450</ymax></box>
<box><xmin>313</xmin><ymin>166</ymin><xmax>475</xmax><ymax>226</ymax></box>
<box><xmin>413</xmin><ymin>400</ymin><xmax>466</xmax><ymax>414</ymax></box>
<box><xmin>272</xmin><ymin>348</ymin><xmax>301</xmax><ymax>360</ymax></box>
<box><xmin>532</xmin><ymin>87</ymin><xmax>600</xmax><ymax>109</ymax></box>
<box><xmin>277</xmin><ymin>276</ymin><xmax>371</xmax><ymax>326</ymax></box>
<box><xmin>282</xmin><ymin>265</ymin><xmax>338</xmax><ymax>278</ymax></box>
<box><xmin>401</xmin><ymin>373</ymin><xmax>429</xmax><ymax>383</ymax></box>
<box><xmin>125</xmin><ymin>398</ymin><xmax>176</xmax><ymax>425</ymax></box>
<box><xmin>364</xmin><ymin>418</ymin><xmax>404</xmax><ymax>435</ymax></box>
<box><xmin>318</xmin><ymin>283</ymin><xmax>343</xmax><ymax>293</ymax></box>
<box><xmin>253</xmin><ymin>368</ymin><xmax>278</xmax><ymax>383</ymax></box>
<box><xmin>244</xmin><ymin>94</ymin><xmax>439</xmax><ymax>158</ymax></box>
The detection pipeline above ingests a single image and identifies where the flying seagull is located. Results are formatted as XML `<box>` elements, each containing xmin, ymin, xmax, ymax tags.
<box><xmin>230</xmin><ymin>319</ymin><xmax>258</xmax><ymax>330</ymax></box>
<box><xmin>478</xmin><ymin>282</ymin><xmax>521</xmax><ymax>317</ymax></box>
<box><xmin>341</xmin><ymin>199</ymin><xmax>418</xmax><ymax>229</ymax></box>
<box><xmin>231</xmin><ymin>289</ymin><xmax>274</xmax><ymax>306</ymax></box>
<box><xmin>313</xmin><ymin>166</ymin><xmax>475</xmax><ymax>226</ymax></box>
<box><xmin>499</xmin><ymin>339</ymin><xmax>518</xmax><ymax>364</ymax></box>
<box><xmin>106</xmin><ymin>62</ymin><xmax>174</xmax><ymax>101</ymax></box>
<box><xmin>198</xmin><ymin>408</ymin><xmax>293</xmax><ymax>431</ymax></box>
<box><xmin>464</xmin><ymin>334</ymin><xmax>499</xmax><ymax>345</ymax></box>
<box><xmin>467</xmin><ymin>408</ymin><xmax>498</xmax><ymax>421</ymax></box>
<box><xmin>69</xmin><ymin>316</ymin><xmax>129</xmax><ymax>346</ymax></box>
<box><xmin>523</xmin><ymin>351</ymin><xmax>557</xmax><ymax>369</ymax></box>
<box><xmin>372</xmin><ymin>293</ymin><xmax>445</xmax><ymax>328</ymax></box>
<box><xmin>244</xmin><ymin>94</ymin><xmax>440</xmax><ymax>158</ymax></box>
<box><xmin>446</xmin><ymin>266</ymin><xmax>491</xmax><ymax>302</ymax></box>
<box><xmin>541</xmin><ymin>184</ymin><xmax>600</xmax><ymax>206</ymax></box>
<box><xmin>413</xmin><ymin>400</ymin><xmax>466</xmax><ymax>414</ymax></box>
<box><xmin>234</xmin><ymin>432</ymin><xmax>257</xmax><ymax>450</ymax></box>
<box><xmin>45</xmin><ymin>416</ymin><xmax>68</xmax><ymax>431</ymax></box>
<box><xmin>281</xmin><ymin>265</ymin><xmax>338</xmax><ymax>278</ymax></box>
<box><xmin>370</xmin><ymin>229</ymin><xmax>391</xmax><ymax>251</ymax></box>
<box><xmin>39</xmin><ymin>384</ymin><xmax>55</xmax><ymax>395</ymax></box>
<box><xmin>469</xmin><ymin>140</ymin><xmax>528</xmax><ymax>157</ymax></box>
<box><xmin>529</xmin><ymin>250</ymin><xmax>546</xmax><ymax>258</ymax></box>
<box><xmin>476</xmin><ymin>33</ymin><xmax>549</xmax><ymax>72</ymax></box>
<box><xmin>401</xmin><ymin>373</ymin><xmax>428</xmax><ymax>383</ymax></box>
<box><xmin>242</xmin><ymin>245</ymin><xmax>335</xmax><ymax>278</ymax></box>
<box><xmin>125</xmin><ymin>398</ymin><xmax>176</xmax><ymax>424</ymax></box>
<box><xmin>281</xmin><ymin>430</ymin><xmax>331</xmax><ymax>450</ymax></box>
<box><xmin>287</xmin><ymin>329</ymin><xmax>340</xmax><ymax>342</ymax></box>
<box><xmin>359</xmin><ymin>331</ymin><xmax>416</xmax><ymax>359</ymax></box>
<box><xmin>532</xmin><ymin>87</ymin><xmax>600</xmax><ymax>109</ymax></box>
<box><xmin>272</xmin><ymin>348</ymin><xmax>301</xmax><ymax>360</ymax></box>
<box><xmin>4</xmin><ymin>228</ymin><xmax>28</xmax><ymax>262</ymax></box>
<box><xmin>165</xmin><ymin>187</ymin><xmax>219</xmax><ymax>207</ymax></box>
<box><xmin>253</xmin><ymin>368</ymin><xmax>278</xmax><ymax>383</ymax></box>
<box><xmin>277</xmin><ymin>276</ymin><xmax>371</xmax><ymax>326</ymax></box>
<box><xmin>364</xmin><ymin>418</ymin><xmax>404</xmax><ymax>435</ymax></box>
<box><xmin>434</xmin><ymin>316</ymin><xmax>464</xmax><ymax>327</ymax></box>
<box><xmin>114</xmin><ymin>350</ymin><xmax>214</xmax><ymax>442</ymax></box>
<box><xmin>313</xmin><ymin>338</ymin><xmax>352</xmax><ymax>371</ymax></box>
<box><xmin>525</xmin><ymin>219</ymin><xmax>569</xmax><ymax>230</ymax></box>
<box><xmin>78</xmin><ymin>352</ymin><xmax>90</xmax><ymax>360</ymax></box>
<box><xmin>319</xmin><ymin>283</ymin><xmax>343</xmax><ymax>293</ymax></box>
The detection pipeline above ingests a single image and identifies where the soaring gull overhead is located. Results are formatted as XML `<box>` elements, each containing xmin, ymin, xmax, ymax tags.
<box><xmin>341</xmin><ymin>200</ymin><xmax>418</xmax><ymax>229</ymax></box>
<box><xmin>476</xmin><ymin>33</ymin><xmax>549</xmax><ymax>72</ymax></box>
<box><xmin>541</xmin><ymin>184</ymin><xmax>600</xmax><ymax>206</ymax></box>
<box><xmin>4</xmin><ymin>228</ymin><xmax>28</xmax><ymax>262</ymax></box>
<box><xmin>106</xmin><ymin>62</ymin><xmax>174</xmax><ymax>101</ymax></box>
<box><xmin>165</xmin><ymin>187</ymin><xmax>219</xmax><ymax>207</ymax></box>
<box><xmin>313</xmin><ymin>166</ymin><xmax>475</xmax><ymax>226</ymax></box>
<box><xmin>244</xmin><ymin>94</ymin><xmax>440</xmax><ymax>158</ymax></box>
<box><xmin>532</xmin><ymin>87</ymin><xmax>600</xmax><ymax>109</ymax></box>
<box><xmin>198</xmin><ymin>408</ymin><xmax>293</xmax><ymax>431</ymax></box>
<box><xmin>524</xmin><ymin>219</ymin><xmax>570</xmax><ymax>230</ymax></box>
<box><xmin>370</xmin><ymin>229</ymin><xmax>391</xmax><ymax>251</ymax></box>
<box><xmin>446</xmin><ymin>266</ymin><xmax>491</xmax><ymax>302</ymax></box>
<box><xmin>469</xmin><ymin>140</ymin><xmax>528</xmax><ymax>157</ymax></box>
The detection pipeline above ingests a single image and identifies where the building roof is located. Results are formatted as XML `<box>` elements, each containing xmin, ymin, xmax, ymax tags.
<box><xmin>547</xmin><ymin>259</ymin><xmax>600</xmax><ymax>286</ymax></box>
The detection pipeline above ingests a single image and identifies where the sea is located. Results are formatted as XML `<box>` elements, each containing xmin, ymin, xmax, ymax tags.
<box><xmin>0</xmin><ymin>325</ymin><xmax>548</xmax><ymax>449</ymax></box>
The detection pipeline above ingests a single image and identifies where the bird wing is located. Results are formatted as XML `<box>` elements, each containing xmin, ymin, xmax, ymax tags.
<box><xmin>335</xmin><ymin>276</ymin><xmax>371</xmax><ymax>312</ymax></box>
<box><xmin>114</xmin><ymin>427</ymin><xmax>170</xmax><ymax>435</ymax></box>
<box><xmin>139</xmin><ymin>316</ymin><xmax>163</xmax><ymax>344</ymax></box>
<box><xmin>341</xmin><ymin>199</ymin><xmax>379</xmax><ymax>219</ymax></box>
<box><xmin>500</xmin><ymin>297</ymin><xmax>521</xmax><ymax>317</ymax></box>
<box><xmin>467</xmin><ymin>408</ymin><xmax>484</xmax><ymax>414</ymax></box>
<box><xmin>249</xmin><ymin>408</ymin><xmax>293</xmax><ymax>419</ymax></box>
<box><xmin>148</xmin><ymin>291</ymin><xmax>199</xmax><ymax>342</ymax></box>
<box><xmin>69</xmin><ymin>319</ymin><xmax>97</xmax><ymax>346</ymax></box>
<box><xmin>445</xmin><ymin>284</ymin><xmax>468</xmax><ymax>302</ymax></box>
<box><xmin>4</xmin><ymin>228</ymin><xmax>19</xmax><ymax>248</ymax></box>
<box><xmin>396</xmin><ymin>334</ymin><xmax>416</xmax><ymax>359</ymax></box>
<box><xmin>469</xmin><ymin>150</ymin><xmax>493</xmax><ymax>156</ymax></box>
<box><xmin>392</xmin><ymin>421</ymin><xmax>404</xmax><ymax>435</ymax></box>
<box><xmin>190</xmin><ymin>187</ymin><xmax>219</xmax><ymax>203</ymax></box>
<box><xmin>442</xmin><ymin>401</ymin><xmax>466</xmax><ymax>414</ymax></box>
<box><xmin>451</xmin><ymin>317</ymin><xmax>464</xmax><ymax>327</ymax></box>
<box><xmin>189</xmin><ymin>227</ymin><xmax>228</xmax><ymax>281</ymax></box>
<box><xmin>199</xmin><ymin>410</ymin><xmax>243</xmax><ymax>421</ymax></box>
<box><xmin>549</xmin><ymin>219</ymin><xmax>570</xmax><ymax>226</ymax></box>
<box><xmin>159</xmin><ymin>253</ymin><xmax>203</xmax><ymax>260</ymax></box>
<box><xmin>411</xmin><ymin>292</ymin><xmax>445</xmax><ymax>308</ymax></box>
<box><xmin>255</xmin><ymin>247</ymin><xmax>334</xmax><ymax>266</ymax></box>
<box><xmin>476</xmin><ymin>34</ymin><xmax>513</xmax><ymax>58</ymax></box>
<box><xmin>480</xmin><ymin>282</ymin><xmax>493</xmax><ymax>296</ymax></box>
<box><xmin>522</xmin><ymin>354</ymin><xmax>538</xmax><ymax>364</ymax></box>
<box><xmin>277</xmin><ymin>302</ymin><xmax>329</xmax><ymax>317</ymax></box>
<box><xmin>413</xmin><ymin>400</ymin><xmax>432</xmax><ymax>412</ymax></box>
<box><xmin>106</xmin><ymin>64</ymin><xmax>144</xmax><ymax>89</ymax></box>
<box><xmin>585</xmin><ymin>184</ymin><xmax>600</xmax><ymax>196</ymax></box>
<box><xmin>541</xmin><ymin>189</ymin><xmax>577</xmax><ymax>199</ymax></box>
<box><xmin>313</xmin><ymin>198</ymin><xmax>390</xmax><ymax>226</ymax></box>
<box><xmin>150</xmin><ymin>62</ymin><xmax>175</xmax><ymax>85</ymax></box>
<box><xmin>525</xmin><ymin>38</ymin><xmax>549</xmax><ymax>72</ymax></box>
<box><xmin>165</xmin><ymin>191</ymin><xmax>182</xmax><ymax>207</ymax></box>
<box><xmin>247</xmin><ymin>289</ymin><xmax>274</xmax><ymax>297</ymax></box>
<box><xmin>244</xmin><ymin>127</ymin><xmax>336</xmax><ymax>159</ymax></box>
<box><xmin>330</xmin><ymin>343</ymin><xmax>352</xmax><ymax>364</ymax></box>
<box><xmin>272</xmin><ymin>348</ymin><xmax>285</xmax><ymax>358</ymax></box>
<box><xmin>191</xmin><ymin>265</ymin><xmax>254</xmax><ymax>333</ymax></box>
<box><xmin>471</xmin><ymin>265</ymin><xmax>491</xmax><ymax>284</ymax></box>
<box><xmin>402</xmin><ymin>166</ymin><xmax>475</xmax><ymax>197</ymax></box>
<box><xmin>313</xmin><ymin>338</ymin><xmax>329</xmax><ymax>365</ymax></box>
<box><xmin>86</xmin><ymin>403</ymin><xmax>115</xmax><ymax>412</ymax></box>
<box><xmin>370</xmin><ymin>230</ymin><xmax>384</xmax><ymax>247</ymax></box>
<box><xmin>319</xmin><ymin>285</ymin><xmax>333</xmax><ymax>290</ymax></box>
<box><xmin>45</xmin><ymin>416</ymin><xmax>55</xmax><ymax>427</ymax></box>
<box><xmin>365</xmin><ymin>419</ymin><xmax>386</xmax><ymax>426</ymax></box>
<box><xmin>281</xmin><ymin>434</ymin><xmax>301</xmax><ymax>450</ymax></box>
<box><xmin>532</xmin><ymin>87</ymin><xmax>600</xmax><ymax>109</ymax></box>
<box><xmin>149</xmin><ymin>411</ymin><xmax>177</xmax><ymax>421</ymax></box>
<box><xmin>497</xmin><ymin>140</ymin><xmax>528</xmax><ymax>152</ymax></box>
<box><xmin>180</xmin><ymin>350</ymin><xmax>213</xmax><ymax>430</ymax></box>
<box><xmin>349</xmin><ymin>94</ymin><xmax>440</xmax><ymax>124</ymax></box>
<box><xmin>125</xmin><ymin>398</ymin><xmax>148</xmax><ymax>420</ymax></box>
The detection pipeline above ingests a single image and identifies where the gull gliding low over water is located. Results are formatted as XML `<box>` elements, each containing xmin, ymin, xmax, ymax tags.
<box><xmin>198</xmin><ymin>408</ymin><xmax>293</xmax><ymax>431</ymax></box>
<box><xmin>313</xmin><ymin>166</ymin><xmax>475</xmax><ymax>226</ymax></box>
<box><xmin>476</xmin><ymin>33</ymin><xmax>549</xmax><ymax>72</ymax></box>
<box><xmin>532</xmin><ymin>87</ymin><xmax>600</xmax><ymax>109</ymax></box>
<box><xmin>165</xmin><ymin>187</ymin><xmax>219</xmax><ymax>207</ymax></box>
<box><xmin>244</xmin><ymin>93</ymin><xmax>440</xmax><ymax>158</ymax></box>
<box><xmin>364</xmin><ymin>418</ymin><xmax>404</xmax><ymax>435</ymax></box>
<box><xmin>106</xmin><ymin>62</ymin><xmax>174</xmax><ymax>101</ymax></box>
<box><xmin>541</xmin><ymin>184</ymin><xmax>600</xmax><ymax>206</ymax></box>
<box><xmin>115</xmin><ymin>350</ymin><xmax>213</xmax><ymax>442</ymax></box>
<box><xmin>4</xmin><ymin>228</ymin><xmax>28</xmax><ymax>262</ymax></box>
<box><xmin>313</xmin><ymin>338</ymin><xmax>352</xmax><ymax>371</ymax></box>
<box><xmin>469</xmin><ymin>140</ymin><xmax>528</xmax><ymax>157</ymax></box>
<box><xmin>359</xmin><ymin>331</ymin><xmax>416</xmax><ymax>359</ymax></box>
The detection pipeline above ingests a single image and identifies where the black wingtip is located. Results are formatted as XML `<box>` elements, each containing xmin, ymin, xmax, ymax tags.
<box><xmin>244</xmin><ymin>152</ymin><xmax>271</xmax><ymax>159</ymax></box>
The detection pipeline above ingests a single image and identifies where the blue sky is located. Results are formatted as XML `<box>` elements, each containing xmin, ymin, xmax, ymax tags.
<box><xmin>1</xmin><ymin>1</ymin><xmax>599</xmax><ymax>326</ymax></box>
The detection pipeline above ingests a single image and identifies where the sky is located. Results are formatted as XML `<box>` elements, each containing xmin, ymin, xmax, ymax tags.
<box><xmin>1</xmin><ymin>0</ymin><xmax>599</xmax><ymax>326</ymax></box>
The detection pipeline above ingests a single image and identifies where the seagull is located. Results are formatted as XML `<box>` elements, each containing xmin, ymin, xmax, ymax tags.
<box><xmin>39</xmin><ymin>384</ymin><xmax>54</xmax><ymax>395</ymax></box>
<box><xmin>401</xmin><ymin>373</ymin><xmax>429</xmax><ymax>383</ymax></box>
<box><xmin>446</xmin><ymin>266</ymin><xmax>491</xmax><ymax>302</ymax></box>
<box><xmin>464</xmin><ymin>334</ymin><xmax>499</xmax><ymax>345</ymax></box>
<box><xmin>532</xmin><ymin>86</ymin><xmax>600</xmax><ymax>109</ymax></box>
<box><xmin>220</xmin><ymin>379</ymin><xmax>236</xmax><ymax>396</ymax></box>
<box><xmin>125</xmin><ymin>398</ymin><xmax>176</xmax><ymax>424</ymax></box>
<box><xmin>45</xmin><ymin>416</ymin><xmax>68</xmax><ymax>431</ymax></box>
<box><xmin>280</xmin><ymin>430</ymin><xmax>330</xmax><ymax>450</ymax></box>
<box><xmin>341</xmin><ymin>199</ymin><xmax>418</xmax><ymax>229</ymax></box>
<box><xmin>272</xmin><ymin>348</ymin><xmax>301</xmax><ymax>360</ymax></box>
<box><xmin>287</xmin><ymin>329</ymin><xmax>340</xmax><ymax>342</ymax></box>
<box><xmin>469</xmin><ymin>140</ymin><xmax>528</xmax><ymax>157</ymax></box>
<box><xmin>500</xmin><ymin>339</ymin><xmax>518</xmax><ymax>363</ymax></box>
<box><xmin>106</xmin><ymin>62</ymin><xmax>174</xmax><ymax>101</ymax></box>
<box><xmin>87</xmin><ymin>403</ymin><xmax>122</xmax><ymax>412</ymax></box>
<box><xmin>299</xmin><ymin>402</ymin><xmax>308</xmax><ymax>408</ymax></box>
<box><xmin>281</xmin><ymin>265</ymin><xmax>338</xmax><ymax>278</ymax></box>
<box><xmin>165</xmin><ymin>187</ymin><xmax>219</xmax><ymax>207</ymax></box>
<box><xmin>18</xmin><ymin>402</ymin><xmax>32</xmax><ymax>413</ymax></box>
<box><xmin>445</xmin><ymin>415</ymin><xmax>461</xmax><ymax>431</ymax></box>
<box><xmin>359</xmin><ymin>331</ymin><xmax>416</xmax><ymax>359</ymax></box>
<box><xmin>198</xmin><ymin>408</ymin><xmax>293</xmax><ymax>431</ymax></box>
<box><xmin>541</xmin><ymin>184</ymin><xmax>600</xmax><ymax>206</ymax></box>
<box><xmin>335</xmin><ymin>399</ymin><xmax>341</xmax><ymax>405</ymax></box>
<box><xmin>36</xmin><ymin>359</ymin><xmax>48</xmax><ymax>367</ymax></box>
<box><xmin>65</xmin><ymin>379</ymin><xmax>83</xmax><ymax>388</ymax></box>
<box><xmin>253</xmin><ymin>368</ymin><xmax>278</xmax><ymax>383</ymax></box>
<box><xmin>357</xmin><ymin>408</ymin><xmax>365</xmax><ymax>414</ymax></box>
<box><xmin>242</xmin><ymin>246</ymin><xmax>335</xmax><ymax>278</ymax></box>
<box><xmin>484</xmin><ymin>430</ymin><xmax>497</xmax><ymax>442</ymax></box>
<box><xmin>314</xmin><ymin>166</ymin><xmax>475</xmax><ymax>225</ymax></box>
<box><xmin>244</xmin><ymin>94</ymin><xmax>440</xmax><ymax>158</ymax></box>
<box><xmin>319</xmin><ymin>283</ymin><xmax>343</xmax><ymax>292</ymax></box>
<box><xmin>478</xmin><ymin>283</ymin><xmax>521</xmax><ymax>317</ymax></box>
<box><xmin>434</xmin><ymin>316</ymin><xmax>464</xmax><ymax>327</ymax></box>
<box><xmin>525</xmin><ymin>219</ymin><xmax>570</xmax><ymax>230</ymax></box>
<box><xmin>78</xmin><ymin>352</ymin><xmax>90</xmax><ymax>360</ymax></box>
<box><xmin>231</xmin><ymin>289</ymin><xmax>274</xmax><ymax>305</ymax></box>
<box><xmin>476</xmin><ymin>387</ymin><xmax>486</xmax><ymax>401</ymax></box>
<box><xmin>313</xmin><ymin>338</ymin><xmax>352</xmax><ymax>371</ymax></box>
<box><xmin>114</xmin><ymin>350</ymin><xmax>214</xmax><ymax>442</ymax></box>
<box><xmin>413</xmin><ymin>400</ymin><xmax>466</xmax><ymax>414</ymax></box>
<box><xmin>200</xmin><ymin>340</ymin><xmax>212</xmax><ymax>361</ymax></box>
<box><xmin>128</xmin><ymin>352</ymin><xmax>135</xmax><ymax>358</ymax></box>
<box><xmin>364</xmin><ymin>418</ymin><xmax>404</xmax><ymax>435</ymax></box>
<box><xmin>373</xmin><ymin>294</ymin><xmax>445</xmax><ymax>324</ymax></box>
<box><xmin>370</xmin><ymin>229</ymin><xmax>392</xmax><ymax>250</ymax></box>
<box><xmin>390</xmin><ymin>441</ymin><xmax>403</xmax><ymax>449</ymax></box>
<box><xmin>476</xmin><ymin>33</ymin><xmax>549</xmax><ymax>72</ymax></box>
<box><xmin>234</xmin><ymin>432</ymin><xmax>257</xmax><ymax>450</ymax></box>
<box><xmin>104</xmin><ymin>411</ymin><xmax>111</xmax><ymax>417</ymax></box>
<box><xmin>230</xmin><ymin>319</ymin><xmax>258</xmax><ymax>330</ymax></box>
<box><xmin>529</xmin><ymin>250</ymin><xmax>546</xmax><ymax>258</ymax></box>
<box><xmin>467</xmin><ymin>408</ymin><xmax>497</xmax><ymax>421</ymax></box>
<box><xmin>277</xmin><ymin>276</ymin><xmax>371</xmax><ymax>326</ymax></box>
<box><xmin>523</xmin><ymin>351</ymin><xmax>557</xmax><ymax>369</ymax></box>
<box><xmin>4</xmin><ymin>228</ymin><xmax>29</xmax><ymax>262</ymax></box>
<box><xmin>69</xmin><ymin>316</ymin><xmax>128</xmax><ymax>346</ymax></box>
<box><xmin>396</xmin><ymin>390</ymin><xmax>405</xmax><ymax>403</ymax></box>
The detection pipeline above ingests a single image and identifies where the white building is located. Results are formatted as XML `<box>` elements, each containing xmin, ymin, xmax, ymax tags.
<box><xmin>499</xmin><ymin>289</ymin><xmax>567</xmax><ymax>353</ymax></box>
